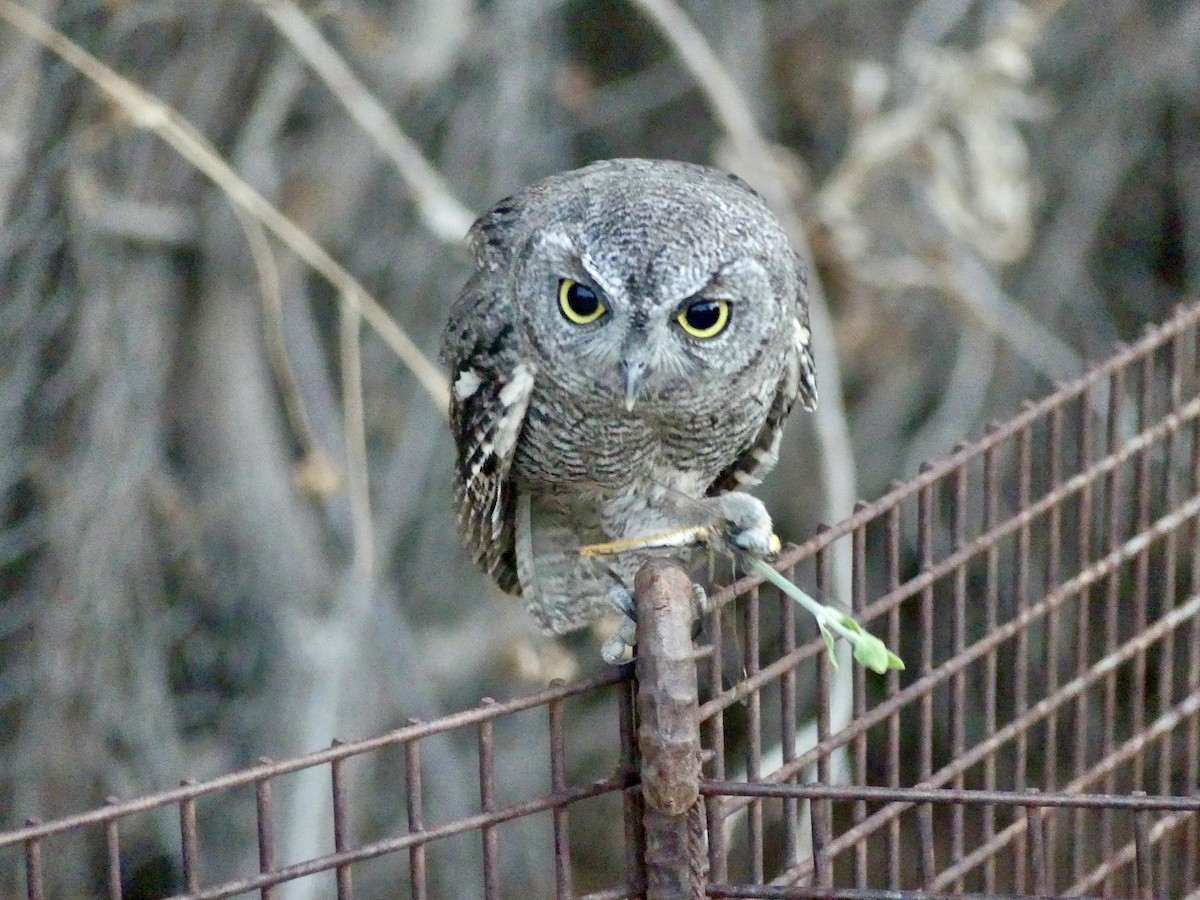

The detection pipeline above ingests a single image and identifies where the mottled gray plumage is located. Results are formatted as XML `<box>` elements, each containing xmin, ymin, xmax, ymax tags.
<box><xmin>441</xmin><ymin>158</ymin><xmax>816</xmax><ymax>638</ymax></box>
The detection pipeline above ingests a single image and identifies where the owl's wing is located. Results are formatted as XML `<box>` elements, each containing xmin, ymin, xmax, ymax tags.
<box><xmin>710</xmin><ymin>316</ymin><xmax>817</xmax><ymax>493</ymax></box>
<box><xmin>442</xmin><ymin>277</ymin><xmax>534</xmax><ymax>595</ymax></box>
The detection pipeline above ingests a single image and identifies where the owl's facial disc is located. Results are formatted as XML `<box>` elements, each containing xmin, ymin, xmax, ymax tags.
<box><xmin>517</xmin><ymin>228</ymin><xmax>784</xmax><ymax>413</ymax></box>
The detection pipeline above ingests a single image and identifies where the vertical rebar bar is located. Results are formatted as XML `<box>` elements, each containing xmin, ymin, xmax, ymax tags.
<box><xmin>950</xmin><ymin>457</ymin><xmax>968</xmax><ymax>894</ymax></box>
<box><xmin>1045</xmin><ymin>403</ymin><xmax>1064</xmax><ymax>889</ymax></box>
<box><xmin>619</xmin><ymin>675</ymin><xmax>647</xmax><ymax>895</ymax></box>
<box><xmin>635</xmin><ymin>559</ymin><xmax>703</xmax><ymax>900</ymax></box>
<box><xmin>179</xmin><ymin>780</ymin><xmax>200</xmax><ymax>894</ymax></box>
<box><xmin>983</xmin><ymin>434</ymin><xmax>1000</xmax><ymax>894</ymax></box>
<box><xmin>1024</xmin><ymin>798</ymin><xmax>1049</xmax><ymax>897</ymax></box>
<box><xmin>1014</xmin><ymin>420</ymin><xmax>1033</xmax><ymax>897</ymax></box>
<box><xmin>23</xmin><ymin>820</ymin><xmax>43</xmax><ymax>900</ymax></box>
<box><xmin>1159</xmin><ymin>332</ymin><xmax>1183</xmax><ymax>898</ymax></box>
<box><xmin>745</xmin><ymin>579</ymin><xmax>763</xmax><ymax>885</ymax></box>
<box><xmin>405</xmin><ymin>722</ymin><xmax>428</xmax><ymax>900</ymax></box>
<box><xmin>813</xmin><ymin>537</ymin><xmax>833</xmax><ymax>890</ymax></box>
<box><xmin>885</xmin><ymin>497</ymin><xmax>902</xmax><ymax>891</ymax></box>
<box><xmin>330</xmin><ymin>740</ymin><xmax>353</xmax><ymax>900</ymax></box>
<box><xmin>1101</xmin><ymin>368</ymin><xmax>1125</xmax><ymax>896</ymax></box>
<box><xmin>478</xmin><ymin>699</ymin><xmax>499</xmax><ymax>900</ymax></box>
<box><xmin>1133</xmin><ymin>793</ymin><xmax>1154</xmax><ymax>900</ymax></box>
<box><xmin>809</xmin><ymin>796</ymin><xmax>832</xmax><ymax>897</ymax></box>
<box><xmin>779</xmin><ymin>559</ymin><xmax>799</xmax><ymax>876</ymax></box>
<box><xmin>255</xmin><ymin>762</ymin><xmax>277</xmax><ymax>900</ymax></box>
<box><xmin>705</xmin><ymin>554</ymin><xmax>727</xmax><ymax>885</ymax></box>
<box><xmin>851</xmin><ymin>511</ymin><xmax>868</xmax><ymax>890</ymax></box>
<box><xmin>104</xmin><ymin>797</ymin><xmax>122</xmax><ymax>900</ymax></box>
<box><xmin>1073</xmin><ymin>393</ymin><xmax>1095</xmax><ymax>886</ymax></box>
<box><xmin>1132</xmin><ymin>355</ymin><xmax>1154</xmax><ymax>797</ymax></box>
<box><xmin>549</xmin><ymin>691</ymin><xmax>574</xmax><ymax>900</ymax></box>
<box><xmin>916</xmin><ymin>469</ymin><xmax>936</xmax><ymax>888</ymax></box>
<box><xmin>1188</xmin><ymin>317</ymin><xmax>1200</xmax><ymax>894</ymax></box>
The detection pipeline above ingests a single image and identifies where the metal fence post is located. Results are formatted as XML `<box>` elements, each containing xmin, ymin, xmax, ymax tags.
<box><xmin>634</xmin><ymin>559</ymin><xmax>706</xmax><ymax>900</ymax></box>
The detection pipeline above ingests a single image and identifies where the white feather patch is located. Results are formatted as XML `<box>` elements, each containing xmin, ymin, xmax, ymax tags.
<box><xmin>793</xmin><ymin>318</ymin><xmax>811</xmax><ymax>350</ymax></box>
<box><xmin>454</xmin><ymin>368</ymin><xmax>483</xmax><ymax>401</ymax></box>
<box><xmin>494</xmin><ymin>364</ymin><xmax>535</xmax><ymax>458</ymax></box>
<box><xmin>499</xmin><ymin>363</ymin><xmax>534</xmax><ymax>405</ymax></box>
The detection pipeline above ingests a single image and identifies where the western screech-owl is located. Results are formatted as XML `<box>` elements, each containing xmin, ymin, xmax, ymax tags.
<box><xmin>441</xmin><ymin>159</ymin><xmax>816</xmax><ymax>653</ymax></box>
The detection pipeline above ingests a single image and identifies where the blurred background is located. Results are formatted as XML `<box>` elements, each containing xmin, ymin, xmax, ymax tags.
<box><xmin>1</xmin><ymin>0</ymin><xmax>1197</xmax><ymax>896</ymax></box>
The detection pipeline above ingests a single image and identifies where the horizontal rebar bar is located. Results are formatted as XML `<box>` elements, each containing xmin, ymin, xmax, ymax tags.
<box><xmin>0</xmin><ymin>669</ymin><xmax>628</xmax><ymax>848</ymax></box>
<box><xmin>701</xmin><ymin>781</ymin><xmax>1200</xmax><ymax>812</ymax></box>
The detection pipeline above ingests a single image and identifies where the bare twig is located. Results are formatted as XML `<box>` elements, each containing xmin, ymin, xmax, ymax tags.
<box><xmin>252</xmin><ymin>0</ymin><xmax>475</xmax><ymax>244</ymax></box>
<box><xmin>230</xmin><ymin>201</ymin><xmax>342</xmax><ymax>499</ymax></box>
<box><xmin>627</xmin><ymin>0</ymin><xmax>773</xmax><ymax>170</ymax></box>
<box><xmin>340</xmin><ymin>300</ymin><xmax>373</xmax><ymax>576</ymax></box>
<box><xmin>944</xmin><ymin>241</ymin><xmax>1084</xmax><ymax>385</ymax></box>
<box><xmin>0</xmin><ymin>0</ymin><xmax>451</xmax><ymax>414</ymax></box>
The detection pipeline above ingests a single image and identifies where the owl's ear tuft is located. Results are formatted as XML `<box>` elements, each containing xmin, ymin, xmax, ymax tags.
<box><xmin>469</xmin><ymin>195</ymin><xmax>526</xmax><ymax>273</ymax></box>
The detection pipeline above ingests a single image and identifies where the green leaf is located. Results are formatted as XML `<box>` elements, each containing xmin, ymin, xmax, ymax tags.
<box><xmin>852</xmin><ymin>634</ymin><xmax>890</xmax><ymax>674</ymax></box>
<box><xmin>820</xmin><ymin>625</ymin><xmax>839</xmax><ymax>670</ymax></box>
<box><xmin>836</xmin><ymin>613</ymin><xmax>866</xmax><ymax>636</ymax></box>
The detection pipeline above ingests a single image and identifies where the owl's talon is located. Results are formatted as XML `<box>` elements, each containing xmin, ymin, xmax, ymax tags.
<box><xmin>601</xmin><ymin>615</ymin><xmax>638</xmax><ymax>665</ymax></box>
<box><xmin>607</xmin><ymin>586</ymin><xmax>636</xmax><ymax>620</ymax></box>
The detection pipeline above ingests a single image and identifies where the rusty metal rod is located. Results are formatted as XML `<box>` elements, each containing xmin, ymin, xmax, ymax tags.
<box><xmin>635</xmin><ymin>559</ymin><xmax>704</xmax><ymax>900</ymax></box>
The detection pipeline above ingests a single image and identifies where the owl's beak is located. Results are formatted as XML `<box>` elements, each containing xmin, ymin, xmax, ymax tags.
<box><xmin>620</xmin><ymin>358</ymin><xmax>647</xmax><ymax>411</ymax></box>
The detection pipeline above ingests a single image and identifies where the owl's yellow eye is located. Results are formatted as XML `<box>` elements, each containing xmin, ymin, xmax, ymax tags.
<box><xmin>677</xmin><ymin>299</ymin><xmax>730</xmax><ymax>338</ymax></box>
<box><xmin>558</xmin><ymin>279</ymin><xmax>606</xmax><ymax>325</ymax></box>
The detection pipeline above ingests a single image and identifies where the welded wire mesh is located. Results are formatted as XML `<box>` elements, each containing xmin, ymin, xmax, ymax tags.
<box><xmin>4</xmin><ymin>300</ymin><xmax>1200</xmax><ymax>898</ymax></box>
<box><xmin>698</xmin><ymin>297</ymin><xmax>1200</xmax><ymax>898</ymax></box>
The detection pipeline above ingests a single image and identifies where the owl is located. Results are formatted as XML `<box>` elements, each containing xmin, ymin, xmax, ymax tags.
<box><xmin>441</xmin><ymin>159</ymin><xmax>816</xmax><ymax>656</ymax></box>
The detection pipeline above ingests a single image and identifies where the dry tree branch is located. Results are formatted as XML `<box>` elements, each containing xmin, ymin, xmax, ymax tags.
<box><xmin>340</xmin><ymin>301</ymin><xmax>373</xmax><ymax>575</ymax></box>
<box><xmin>944</xmin><ymin>240</ymin><xmax>1083</xmax><ymax>385</ymax></box>
<box><xmin>627</xmin><ymin>0</ymin><xmax>769</xmax><ymax>165</ymax></box>
<box><xmin>818</xmin><ymin>4</ymin><xmax>1077</xmax><ymax>406</ymax></box>
<box><xmin>251</xmin><ymin>0</ymin><xmax>475</xmax><ymax>245</ymax></box>
<box><xmin>0</xmin><ymin>0</ymin><xmax>451</xmax><ymax>415</ymax></box>
<box><xmin>230</xmin><ymin>202</ymin><xmax>343</xmax><ymax>498</ymax></box>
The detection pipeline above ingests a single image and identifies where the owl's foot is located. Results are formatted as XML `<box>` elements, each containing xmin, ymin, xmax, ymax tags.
<box><xmin>601</xmin><ymin>619</ymin><xmax>637</xmax><ymax>665</ymax></box>
<box><xmin>710</xmin><ymin>492</ymin><xmax>780</xmax><ymax>559</ymax></box>
<box><xmin>607</xmin><ymin>585</ymin><xmax>636</xmax><ymax>620</ymax></box>
<box><xmin>600</xmin><ymin>583</ymin><xmax>711</xmax><ymax>665</ymax></box>
<box><xmin>601</xmin><ymin>587</ymin><xmax>637</xmax><ymax>665</ymax></box>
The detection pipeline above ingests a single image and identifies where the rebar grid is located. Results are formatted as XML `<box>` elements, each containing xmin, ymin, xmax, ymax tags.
<box><xmin>699</xmin><ymin>299</ymin><xmax>1200</xmax><ymax>898</ymax></box>
<box><xmin>4</xmin><ymin>301</ymin><xmax>1200</xmax><ymax>899</ymax></box>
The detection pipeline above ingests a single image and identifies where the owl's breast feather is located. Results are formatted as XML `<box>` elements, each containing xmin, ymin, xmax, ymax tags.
<box><xmin>513</xmin><ymin>383</ymin><xmax>768</xmax><ymax>500</ymax></box>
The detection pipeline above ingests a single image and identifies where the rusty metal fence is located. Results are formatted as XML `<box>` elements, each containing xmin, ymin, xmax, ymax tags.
<box><xmin>5</xmin><ymin>299</ymin><xmax>1200</xmax><ymax>898</ymax></box>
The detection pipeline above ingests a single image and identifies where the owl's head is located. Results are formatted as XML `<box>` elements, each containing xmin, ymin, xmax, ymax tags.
<box><xmin>470</xmin><ymin>159</ymin><xmax>805</xmax><ymax>412</ymax></box>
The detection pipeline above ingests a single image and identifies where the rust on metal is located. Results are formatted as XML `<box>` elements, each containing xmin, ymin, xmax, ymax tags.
<box><xmin>634</xmin><ymin>559</ymin><xmax>701</xmax><ymax>818</ymax></box>
<box><xmin>634</xmin><ymin>559</ymin><xmax>705</xmax><ymax>899</ymax></box>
